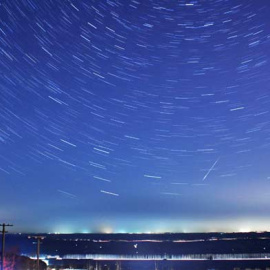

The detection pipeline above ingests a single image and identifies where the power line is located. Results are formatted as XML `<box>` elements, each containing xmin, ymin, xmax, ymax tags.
<box><xmin>1</xmin><ymin>223</ymin><xmax>13</xmax><ymax>270</ymax></box>
<box><xmin>28</xmin><ymin>236</ymin><xmax>45</xmax><ymax>270</ymax></box>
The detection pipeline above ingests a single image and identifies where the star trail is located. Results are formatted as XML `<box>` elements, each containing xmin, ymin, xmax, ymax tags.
<box><xmin>1</xmin><ymin>0</ymin><xmax>270</xmax><ymax>233</ymax></box>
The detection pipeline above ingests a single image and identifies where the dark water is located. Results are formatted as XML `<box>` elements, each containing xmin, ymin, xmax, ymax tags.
<box><xmin>6</xmin><ymin>232</ymin><xmax>270</xmax><ymax>256</ymax></box>
<box><xmin>4</xmin><ymin>233</ymin><xmax>270</xmax><ymax>269</ymax></box>
<box><xmin>49</xmin><ymin>259</ymin><xmax>270</xmax><ymax>270</ymax></box>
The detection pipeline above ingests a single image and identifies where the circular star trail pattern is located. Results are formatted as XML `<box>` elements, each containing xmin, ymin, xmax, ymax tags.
<box><xmin>1</xmin><ymin>0</ymin><xmax>270</xmax><ymax>233</ymax></box>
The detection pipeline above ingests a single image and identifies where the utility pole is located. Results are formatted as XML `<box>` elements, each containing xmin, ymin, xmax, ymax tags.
<box><xmin>1</xmin><ymin>223</ymin><xmax>13</xmax><ymax>270</ymax></box>
<box><xmin>28</xmin><ymin>236</ymin><xmax>45</xmax><ymax>270</ymax></box>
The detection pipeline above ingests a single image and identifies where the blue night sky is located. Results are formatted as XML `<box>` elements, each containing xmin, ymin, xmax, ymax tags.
<box><xmin>1</xmin><ymin>0</ymin><xmax>270</xmax><ymax>233</ymax></box>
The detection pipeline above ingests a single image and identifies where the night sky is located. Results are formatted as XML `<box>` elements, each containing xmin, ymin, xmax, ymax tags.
<box><xmin>1</xmin><ymin>0</ymin><xmax>270</xmax><ymax>233</ymax></box>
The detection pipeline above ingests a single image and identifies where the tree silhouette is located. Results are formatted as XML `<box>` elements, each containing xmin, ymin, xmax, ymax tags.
<box><xmin>3</xmin><ymin>253</ymin><xmax>47</xmax><ymax>270</ymax></box>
